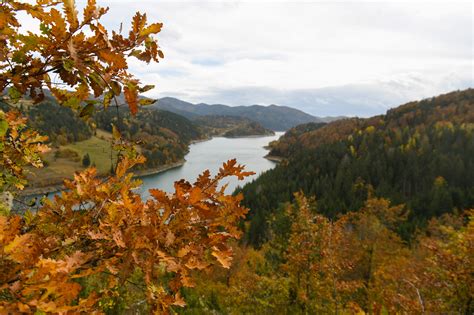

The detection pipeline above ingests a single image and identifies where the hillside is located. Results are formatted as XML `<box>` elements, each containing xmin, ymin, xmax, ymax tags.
<box><xmin>237</xmin><ymin>89</ymin><xmax>474</xmax><ymax>246</ymax></box>
<box><xmin>154</xmin><ymin>97</ymin><xmax>321</xmax><ymax>131</ymax></box>
<box><xmin>193</xmin><ymin>115</ymin><xmax>274</xmax><ymax>137</ymax></box>
<box><xmin>94</xmin><ymin>107</ymin><xmax>204</xmax><ymax>169</ymax></box>
<box><xmin>223</xmin><ymin>121</ymin><xmax>275</xmax><ymax>138</ymax></box>
<box><xmin>0</xmin><ymin>98</ymin><xmax>205</xmax><ymax>190</ymax></box>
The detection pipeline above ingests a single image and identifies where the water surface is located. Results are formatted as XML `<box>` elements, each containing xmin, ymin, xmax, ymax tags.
<box><xmin>139</xmin><ymin>133</ymin><xmax>283</xmax><ymax>198</ymax></box>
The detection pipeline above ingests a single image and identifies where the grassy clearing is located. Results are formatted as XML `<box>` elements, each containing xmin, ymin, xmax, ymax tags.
<box><xmin>26</xmin><ymin>132</ymin><xmax>118</xmax><ymax>188</ymax></box>
<box><xmin>65</xmin><ymin>135</ymin><xmax>117</xmax><ymax>174</ymax></box>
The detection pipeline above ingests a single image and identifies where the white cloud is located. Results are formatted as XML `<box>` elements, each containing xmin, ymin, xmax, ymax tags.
<box><xmin>91</xmin><ymin>1</ymin><xmax>473</xmax><ymax>114</ymax></box>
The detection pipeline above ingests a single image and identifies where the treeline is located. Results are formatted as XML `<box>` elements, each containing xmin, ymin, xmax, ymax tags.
<box><xmin>223</xmin><ymin>121</ymin><xmax>274</xmax><ymax>138</ymax></box>
<box><xmin>238</xmin><ymin>89</ymin><xmax>474</xmax><ymax>246</ymax></box>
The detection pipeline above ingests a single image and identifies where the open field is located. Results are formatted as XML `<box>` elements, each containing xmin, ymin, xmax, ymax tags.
<box><xmin>65</xmin><ymin>133</ymin><xmax>117</xmax><ymax>174</ymax></box>
<box><xmin>26</xmin><ymin>132</ymin><xmax>118</xmax><ymax>189</ymax></box>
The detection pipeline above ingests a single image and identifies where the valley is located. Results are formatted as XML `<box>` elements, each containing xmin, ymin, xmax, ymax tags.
<box><xmin>1</xmin><ymin>1</ymin><xmax>472</xmax><ymax>313</ymax></box>
<box><xmin>0</xmin><ymin>96</ymin><xmax>291</xmax><ymax>195</ymax></box>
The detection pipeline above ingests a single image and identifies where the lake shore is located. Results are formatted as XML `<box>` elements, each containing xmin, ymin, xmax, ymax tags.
<box><xmin>132</xmin><ymin>160</ymin><xmax>185</xmax><ymax>178</ymax></box>
<box><xmin>223</xmin><ymin>132</ymin><xmax>275</xmax><ymax>139</ymax></box>
<box><xmin>264</xmin><ymin>155</ymin><xmax>284</xmax><ymax>163</ymax></box>
<box><xmin>20</xmin><ymin>159</ymin><xmax>187</xmax><ymax>197</ymax></box>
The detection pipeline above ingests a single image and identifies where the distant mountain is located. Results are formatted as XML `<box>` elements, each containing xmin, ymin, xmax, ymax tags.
<box><xmin>153</xmin><ymin>97</ymin><xmax>323</xmax><ymax>131</ymax></box>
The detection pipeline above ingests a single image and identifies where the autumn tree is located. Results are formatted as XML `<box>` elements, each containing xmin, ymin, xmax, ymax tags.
<box><xmin>413</xmin><ymin>211</ymin><xmax>474</xmax><ymax>313</ymax></box>
<box><xmin>0</xmin><ymin>110</ymin><xmax>48</xmax><ymax>212</ymax></box>
<box><xmin>282</xmin><ymin>193</ymin><xmax>361</xmax><ymax>313</ymax></box>
<box><xmin>1</xmin><ymin>0</ymin><xmax>163</xmax><ymax>114</ymax></box>
<box><xmin>0</xmin><ymin>0</ymin><xmax>254</xmax><ymax>313</ymax></box>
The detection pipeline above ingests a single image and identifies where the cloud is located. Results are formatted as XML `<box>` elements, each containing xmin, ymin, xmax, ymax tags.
<box><xmin>90</xmin><ymin>1</ymin><xmax>472</xmax><ymax>115</ymax></box>
<box><xmin>190</xmin><ymin>71</ymin><xmax>473</xmax><ymax>117</ymax></box>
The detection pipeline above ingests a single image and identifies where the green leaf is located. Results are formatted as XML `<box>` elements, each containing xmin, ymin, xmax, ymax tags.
<box><xmin>24</xmin><ymin>209</ymin><xmax>35</xmax><ymax>225</ymax></box>
<box><xmin>0</xmin><ymin>118</ymin><xmax>8</xmax><ymax>137</ymax></box>
<box><xmin>64</xmin><ymin>96</ymin><xmax>81</xmax><ymax>109</ymax></box>
<box><xmin>139</xmin><ymin>85</ymin><xmax>155</xmax><ymax>93</ymax></box>
<box><xmin>89</xmin><ymin>73</ymin><xmax>106</xmax><ymax>89</ymax></box>
<box><xmin>110</xmin><ymin>81</ymin><xmax>121</xmax><ymax>96</ymax></box>
<box><xmin>139</xmin><ymin>98</ymin><xmax>156</xmax><ymax>106</ymax></box>
<box><xmin>40</xmin><ymin>23</ymin><xmax>51</xmax><ymax>35</ymax></box>
<box><xmin>79</xmin><ymin>103</ymin><xmax>95</xmax><ymax>118</ymax></box>
<box><xmin>63</xmin><ymin>57</ymin><xmax>74</xmax><ymax>72</ymax></box>
<box><xmin>103</xmin><ymin>91</ymin><xmax>113</xmax><ymax>109</ymax></box>
<box><xmin>129</xmin><ymin>49</ymin><xmax>142</xmax><ymax>58</ymax></box>
<box><xmin>8</xmin><ymin>87</ymin><xmax>22</xmax><ymax>102</ymax></box>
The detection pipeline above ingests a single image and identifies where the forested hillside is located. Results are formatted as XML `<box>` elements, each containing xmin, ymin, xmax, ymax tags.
<box><xmin>94</xmin><ymin>107</ymin><xmax>203</xmax><ymax>169</ymax></box>
<box><xmin>194</xmin><ymin>115</ymin><xmax>274</xmax><ymax>137</ymax></box>
<box><xmin>1</xmin><ymin>0</ymin><xmax>472</xmax><ymax>313</ymax></box>
<box><xmin>0</xmin><ymin>99</ymin><xmax>92</xmax><ymax>145</ymax></box>
<box><xmin>239</xmin><ymin>89</ymin><xmax>474</xmax><ymax>245</ymax></box>
<box><xmin>0</xmin><ymin>98</ymin><xmax>206</xmax><ymax>189</ymax></box>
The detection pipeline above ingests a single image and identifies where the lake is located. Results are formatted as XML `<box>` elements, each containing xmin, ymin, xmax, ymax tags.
<box><xmin>15</xmin><ymin>132</ymin><xmax>282</xmax><ymax>213</ymax></box>
<box><xmin>138</xmin><ymin>132</ymin><xmax>283</xmax><ymax>198</ymax></box>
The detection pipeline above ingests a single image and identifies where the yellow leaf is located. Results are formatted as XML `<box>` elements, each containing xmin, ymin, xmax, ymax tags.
<box><xmin>173</xmin><ymin>292</ymin><xmax>186</xmax><ymax>307</ymax></box>
<box><xmin>124</xmin><ymin>83</ymin><xmax>138</xmax><ymax>115</ymax></box>
<box><xmin>139</xmin><ymin>23</ymin><xmax>163</xmax><ymax>37</ymax></box>
<box><xmin>63</xmin><ymin>0</ymin><xmax>79</xmax><ymax>30</ymax></box>
<box><xmin>211</xmin><ymin>247</ymin><xmax>233</xmax><ymax>269</ymax></box>
<box><xmin>112</xmin><ymin>124</ymin><xmax>121</xmax><ymax>140</ymax></box>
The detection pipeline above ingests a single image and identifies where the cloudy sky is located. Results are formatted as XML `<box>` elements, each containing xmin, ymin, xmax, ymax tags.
<box><xmin>94</xmin><ymin>1</ymin><xmax>471</xmax><ymax>116</ymax></box>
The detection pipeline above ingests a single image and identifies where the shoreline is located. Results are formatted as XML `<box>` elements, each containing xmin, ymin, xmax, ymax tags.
<box><xmin>132</xmin><ymin>159</ymin><xmax>185</xmax><ymax>178</ymax></box>
<box><xmin>223</xmin><ymin>132</ymin><xmax>276</xmax><ymax>139</ymax></box>
<box><xmin>264</xmin><ymin>155</ymin><xmax>284</xmax><ymax>163</ymax></box>
<box><xmin>189</xmin><ymin>136</ymin><xmax>212</xmax><ymax>145</ymax></box>
<box><xmin>20</xmin><ymin>159</ymin><xmax>187</xmax><ymax>197</ymax></box>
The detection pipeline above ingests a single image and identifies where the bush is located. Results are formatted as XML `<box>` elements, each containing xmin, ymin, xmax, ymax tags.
<box><xmin>82</xmin><ymin>153</ymin><xmax>91</xmax><ymax>167</ymax></box>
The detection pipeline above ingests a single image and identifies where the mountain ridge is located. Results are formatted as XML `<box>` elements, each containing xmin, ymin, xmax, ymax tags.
<box><xmin>153</xmin><ymin>97</ymin><xmax>339</xmax><ymax>131</ymax></box>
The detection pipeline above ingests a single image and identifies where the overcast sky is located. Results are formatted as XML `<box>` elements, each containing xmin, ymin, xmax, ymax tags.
<box><xmin>92</xmin><ymin>1</ymin><xmax>472</xmax><ymax>116</ymax></box>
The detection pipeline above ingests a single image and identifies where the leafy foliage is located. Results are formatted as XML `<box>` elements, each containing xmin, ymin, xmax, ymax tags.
<box><xmin>0</xmin><ymin>157</ymin><xmax>253</xmax><ymax>313</ymax></box>
<box><xmin>0</xmin><ymin>1</ymin><xmax>256</xmax><ymax>313</ymax></box>
<box><xmin>0</xmin><ymin>99</ymin><xmax>93</xmax><ymax>145</ymax></box>
<box><xmin>0</xmin><ymin>110</ymin><xmax>48</xmax><ymax>196</ymax></box>
<box><xmin>1</xmin><ymin>0</ymin><xmax>164</xmax><ymax>114</ymax></box>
